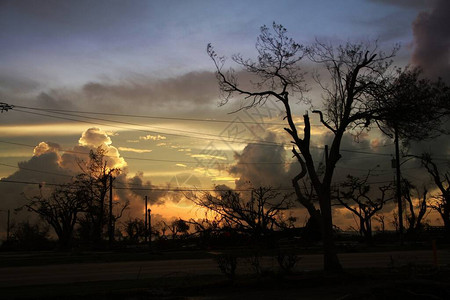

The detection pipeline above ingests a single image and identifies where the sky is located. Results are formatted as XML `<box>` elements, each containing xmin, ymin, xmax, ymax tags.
<box><xmin>0</xmin><ymin>0</ymin><xmax>449</xmax><ymax>233</ymax></box>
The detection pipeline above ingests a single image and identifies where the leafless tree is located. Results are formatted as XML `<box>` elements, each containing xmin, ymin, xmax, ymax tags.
<box><xmin>190</xmin><ymin>186</ymin><xmax>293</xmax><ymax>239</ymax></box>
<box><xmin>335</xmin><ymin>173</ymin><xmax>393</xmax><ymax>243</ymax></box>
<box><xmin>419</xmin><ymin>153</ymin><xmax>450</xmax><ymax>233</ymax></box>
<box><xmin>401</xmin><ymin>179</ymin><xmax>429</xmax><ymax>236</ymax></box>
<box><xmin>75</xmin><ymin>147</ymin><xmax>121</xmax><ymax>244</ymax></box>
<box><xmin>373</xmin><ymin>214</ymin><xmax>386</xmax><ymax>233</ymax></box>
<box><xmin>208</xmin><ymin>23</ymin><xmax>399</xmax><ymax>271</ymax></box>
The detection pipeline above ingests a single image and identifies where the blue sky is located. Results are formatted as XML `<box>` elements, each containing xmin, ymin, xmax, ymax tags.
<box><xmin>0</xmin><ymin>0</ymin><xmax>424</xmax><ymax>89</ymax></box>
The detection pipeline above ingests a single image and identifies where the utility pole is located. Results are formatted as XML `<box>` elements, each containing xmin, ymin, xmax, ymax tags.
<box><xmin>148</xmin><ymin>208</ymin><xmax>152</xmax><ymax>248</ymax></box>
<box><xmin>144</xmin><ymin>196</ymin><xmax>148</xmax><ymax>243</ymax></box>
<box><xmin>394</xmin><ymin>124</ymin><xmax>404</xmax><ymax>245</ymax></box>
<box><xmin>6</xmin><ymin>209</ymin><xmax>10</xmax><ymax>241</ymax></box>
<box><xmin>109</xmin><ymin>174</ymin><xmax>114</xmax><ymax>246</ymax></box>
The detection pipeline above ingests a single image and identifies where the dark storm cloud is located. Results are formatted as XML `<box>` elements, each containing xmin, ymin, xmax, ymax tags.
<box><xmin>81</xmin><ymin>71</ymin><xmax>220</xmax><ymax>111</ymax></box>
<box><xmin>0</xmin><ymin>149</ymin><xmax>73</xmax><ymax>215</ymax></box>
<box><xmin>124</xmin><ymin>172</ymin><xmax>167</xmax><ymax>206</ymax></box>
<box><xmin>229</xmin><ymin>132</ymin><xmax>301</xmax><ymax>190</ymax></box>
<box><xmin>1</xmin><ymin>71</ymin><xmax>222</xmax><ymax>124</ymax></box>
<box><xmin>0</xmin><ymin>74</ymin><xmax>40</xmax><ymax>95</ymax></box>
<box><xmin>412</xmin><ymin>0</ymin><xmax>450</xmax><ymax>82</ymax></box>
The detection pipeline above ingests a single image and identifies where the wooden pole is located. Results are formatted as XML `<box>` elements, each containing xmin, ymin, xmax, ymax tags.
<box><xmin>144</xmin><ymin>196</ymin><xmax>148</xmax><ymax>243</ymax></box>
<box><xmin>6</xmin><ymin>209</ymin><xmax>10</xmax><ymax>241</ymax></box>
<box><xmin>394</xmin><ymin>124</ymin><xmax>404</xmax><ymax>245</ymax></box>
<box><xmin>148</xmin><ymin>208</ymin><xmax>152</xmax><ymax>248</ymax></box>
<box><xmin>109</xmin><ymin>174</ymin><xmax>114</xmax><ymax>245</ymax></box>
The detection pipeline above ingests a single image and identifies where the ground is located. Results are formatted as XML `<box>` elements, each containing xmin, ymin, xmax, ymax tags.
<box><xmin>0</xmin><ymin>247</ymin><xmax>449</xmax><ymax>299</ymax></box>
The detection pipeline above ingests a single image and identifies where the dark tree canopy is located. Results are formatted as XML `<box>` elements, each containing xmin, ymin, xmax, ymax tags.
<box><xmin>374</xmin><ymin>67</ymin><xmax>450</xmax><ymax>142</ymax></box>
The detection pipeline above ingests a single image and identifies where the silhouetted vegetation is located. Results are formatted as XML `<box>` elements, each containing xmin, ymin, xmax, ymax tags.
<box><xmin>335</xmin><ymin>173</ymin><xmax>394</xmax><ymax>244</ymax></box>
<box><xmin>419</xmin><ymin>153</ymin><xmax>450</xmax><ymax>234</ymax></box>
<box><xmin>208</xmin><ymin>22</ymin><xmax>449</xmax><ymax>272</ymax></box>
<box><xmin>189</xmin><ymin>186</ymin><xmax>294</xmax><ymax>240</ymax></box>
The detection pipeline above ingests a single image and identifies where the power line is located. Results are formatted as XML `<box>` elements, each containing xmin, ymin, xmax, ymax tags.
<box><xmin>0</xmin><ymin>177</ymin><xmax>396</xmax><ymax>191</ymax></box>
<box><xmin>0</xmin><ymin>162</ymin><xmax>74</xmax><ymax>178</ymax></box>
<box><xmin>0</xmin><ymin>179</ymin><xmax>294</xmax><ymax>192</ymax></box>
<box><xmin>14</xmin><ymin>107</ymin><xmax>315</xmax><ymax>148</ymax></box>
<box><xmin>7</xmin><ymin>108</ymin><xmax>397</xmax><ymax>157</ymax></box>
<box><xmin>14</xmin><ymin>105</ymin><xmax>311</xmax><ymax>127</ymax></box>
<box><xmin>0</xmin><ymin>140</ymin><xmax>297</xmax><ymax>165</ymax></box>
<box><xmin>13</xmin><ymin>108</ymin><xmax>291</xmax><ymax>147</ymax></box>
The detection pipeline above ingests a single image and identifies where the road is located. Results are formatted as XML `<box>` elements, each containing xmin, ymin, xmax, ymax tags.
<box><xmin>0</xmin><ymin>250</ymin><xmax>449</xmax><ymax>287</ymax></box>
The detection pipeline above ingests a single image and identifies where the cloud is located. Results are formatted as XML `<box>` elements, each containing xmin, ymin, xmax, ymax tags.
<box><xmin>0</xmin><ymin>127</ymin><xmax>194</xmax><ymax>237</ymax></box>
<box><xmin>118</xmin><ymin>147</ymin><xmax>152</xmax><ymax>153</ymax></box>
<box><xmin>78</xmin><ymin>127</ymin><xmax>112</xmax><ymax>147</ymax></box>
<box><xmin>411</xmin><ymin>0</ymin><xmax>450</xmax><ymax>82</ymax></box>
<box><xmin>0</xmin><ymin>149</ymin><xmax>73</xmax><ymax>216</ymax></box>
<box><xmin>79</xmin><ymin>71</ymin><xmax>219</xmax><ymax>111</ymax></box>
<box><xmin>139</xmin><ymin>134</ymin><xmax>167</xmax><ymax>141</ymax></box>
<box><xmin>229</xmin><ymin>132</ymin><xmax>300</xmax><ymax>190</ymax></box>
<box><xmin>33</xmin><ymin>142</ymin><xmax>62</xmax><ymax>157</ymax></box>
<box><xmin>117</xmin><ymin>172</ymin><xmax>167</xmax><ymax>206</ymax></box>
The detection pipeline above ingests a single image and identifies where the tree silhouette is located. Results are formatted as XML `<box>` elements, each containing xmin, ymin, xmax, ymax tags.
<box><xmin>335</xmin><ymin>174</ymin><xmax>393</xmax><ymax>244</ymax></box>
<box><xmin>419</xmin><ymin>153</ymin><xmax>450</xmax><ymax>233</ymax></box>
<box><xmin>208</xmin><ymin>23</ymin><xmax>399</xmax><ymax>271</ymax></box>
<box><xmin>401</xmin><ymin>179</ymin><xmax>429</xmax><ymax>237</ymax></box>
<box><xmin>373</xmin><ymin>67</ymin><xmax>449</xmax><ymax>239</ymax></box>
<box><xmin>24</xmin><ymin>183</ymin><xmax>87</xmax><ymax>249</ymax></box>
<box><xmin>190</xmin><ymin>186</ymin><xmax>293</xmax><ymax>239</ymax></box>
<box><xmin>75</xmin><ymin>147</ymin><xmax>120</xmax><ymax>244</ymax></box>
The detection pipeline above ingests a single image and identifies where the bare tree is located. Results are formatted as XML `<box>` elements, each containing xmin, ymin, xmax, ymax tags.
<box><xmin>76</xmin><ymin>147</ymin><xmax>120</xmax><ymax>244</ymax></box>
<box><xmin>402</xmin><ymin>179</ymin><xmax>429</xmax><ymax>236</ymax></box>
<box><xmin>335</xmin><ymin>174</ymin><xmax>393</xmax><ymax>243</ymax></box>
<box><xmin>208</xmin><ymin>23</ymin><xmax>398</xmax><ymax>271</ymax></box>
<box><xmin>373</xmin><ymin>214</ymin><xmax>386</xmax><ymax>233</ymax></box>
<box><xmin>419</xmin><ymin>154</ymin><xmax>450</xmax><ymax>233</ymax></box>
<box><xmin>190</xmin><ymin>186</ymin><xmax>293</xmax><ymax>239</ymax></box>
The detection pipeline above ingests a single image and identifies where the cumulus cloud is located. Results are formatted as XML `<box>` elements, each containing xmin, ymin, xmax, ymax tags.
<box><xmin>33</xmin><ymin>141</ymin><xmax>62</xmax><ymax>157</ymax></box>
<box><xmin>0</xmin><ymin>127</ymin><xmax>194</xmax><ymax>237</ymax></box>
<box><xmin>79</xmin><ymin>127</ymin><xmax>112</xmax><ymax>147</ymax></box>
<box><xmin>116</xmin><ymin>172</ymin><xmax>166</xmax><ymax>207</ymax></box>
<box><xmin>412</xmin><ymin>0</ymin><xmax>450</xmax><ymax>82</ymax></box>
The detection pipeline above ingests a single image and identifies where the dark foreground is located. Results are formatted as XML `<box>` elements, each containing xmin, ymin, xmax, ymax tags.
<box><xmin>1</xmin><ymin>267</ymin><xmax>450</xmax><ymax>299</ymax></box>
<box><xmin>1</xmin><ymin>249</ymin><xmax>449</xmax><ymax>299</ymax></box>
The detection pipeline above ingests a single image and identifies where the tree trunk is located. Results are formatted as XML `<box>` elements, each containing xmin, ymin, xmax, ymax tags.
<box><xmin>320</xmin><ymin>195</ymin><xmax>342</xmax><ymax>272</ymax></box>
